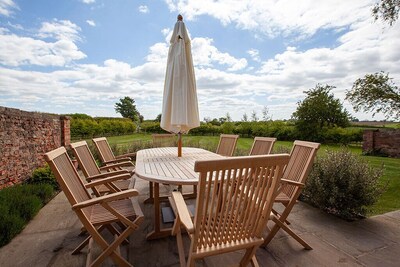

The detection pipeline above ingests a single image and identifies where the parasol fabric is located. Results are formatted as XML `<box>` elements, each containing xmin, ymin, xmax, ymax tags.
<box><xmin>160</xmin><ymin>17</ymin><xmax>200</xmax><ymax>134</ymax></box>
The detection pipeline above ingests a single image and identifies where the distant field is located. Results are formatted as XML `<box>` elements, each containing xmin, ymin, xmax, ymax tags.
<box><xmin>351</xmin><ymin>121</ymin><xmax>399</xmax><ymax>128</ymax></box>
<box><xmin>77</xmin><ymin>133</ymin><xmax>400</xmax><ymax>216</ymax></box>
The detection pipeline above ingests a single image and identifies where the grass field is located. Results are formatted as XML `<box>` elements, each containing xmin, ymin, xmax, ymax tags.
<box><xmin>79</xmin><ymin>133</ymin><xmax>400</xmax><ymax>216</ymax></box>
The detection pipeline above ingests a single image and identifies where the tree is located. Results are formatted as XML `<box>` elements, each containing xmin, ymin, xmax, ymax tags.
<box><xmin>155</xmin><ymin>114</ymin><xmax>162</xmax><ymax>122</ymax></box>
<box><xmin>346</xmin><ymin>71</ymin><xmax>400</xmax><ymax>120</ymax></box>
<box><xmin>251</xmin><ymin>111</ymin><xmax>258</xmax><ymax>122</ymax></box>
<box><xmin>262</xmin><ymin>106</ymin><xmax>272</xmax><ymax>121</ymax></box>
<box><xmin>292</xmin><ymin>84</ymin><xmax>350</xmax><ymax>141</ymax></box>
<box><xmin>218</xmin><ymin>117</ymin><xmax>227</xmax><ymax>124</ymax></box>
<box><xmin>372</xmin><ymin>0</ymin><xmax>400</xmax><ymax>26</ymax></box>
<box><xmin>241</xmin><ymin>113</ymin><xmax>248</xmax><ymax>122</ymax></box>
<box><xmin>114</xmin><ymin>96</ymin><xmax>140</xmax><ymax>122</ymax></box>
<box><xmin>225</xmin><ymin>112</ymin><xmax>232</xmax><ymax>122</ymax></box>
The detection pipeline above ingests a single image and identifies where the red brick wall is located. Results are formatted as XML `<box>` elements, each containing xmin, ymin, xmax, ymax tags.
<box><xmin>0</xmin><ymin>106</ymin><xmax>70</xmax><ymax>189</ymax></box>
<box><xmin>363</xmin><ymin>129</ymin><xmax>400</xmax><ymax>158</ymax></box>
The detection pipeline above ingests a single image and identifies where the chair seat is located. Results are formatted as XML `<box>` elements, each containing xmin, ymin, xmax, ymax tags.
<box><xmin>196</xmin><ymin>237</ymin><xmax>264</xmax><ymax>256</ymax></box>
<box><xmin>96</xmin><ymin>179</ymin><xmax>131</xmax><ymax>194</ymax></box>
<box><xmin>274</xmin><ymin>192</ymin><xmax>290</xmax><ymax>204</ymax></box>
<box><xmin>85</xmin><ymin>198</ymin><xmax>139</xmax><ymax>225</ymax></box>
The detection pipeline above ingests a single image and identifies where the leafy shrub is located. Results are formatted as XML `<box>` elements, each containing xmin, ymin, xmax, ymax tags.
<box><xmin>0</xmin><ymin>184</ymin><xmax>54</xmax><ymax>247</ymax></box>
<box><xmin>140</xmin><ymin>121</ymin><xmax>165</xmax><ymax>133</ymax></box>
<box><xmin>27</xmin><ymin>164</ymin><xmax>59</xmax><ymax>190</ymax></box>
<box><xmin>70</xmin><ymin>115</ymin><xmax>136</xmax><ymax>138</ymax></box>
<box><xmin>0</xmin><ymin>206</ymin><xmax>24</xmax><ymax>247</ymax></box>
<box><xmin>322</xmin><ymin>127</ymin><xmax>363</xmax><ymax>144</ymax></box>
<box><xmin>272</xmin><ymin>145</ymin><xmax>291</xmax><ymax>154</ymax></box>
<box><xmin>302</xmin><ymin>148</ymin><xmax>384</xmax><ymax>220</ymax></box>
<box><xmin>27</xmin><ymin>183</ymin><xmax>55</xmax><ymax>203</ymax></box>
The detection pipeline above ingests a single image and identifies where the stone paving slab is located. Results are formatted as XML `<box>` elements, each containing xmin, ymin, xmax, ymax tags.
<box><xmin>0</xmin><ymin>178</ymin><xmax>399</xmax><ymax>267</ymax></box>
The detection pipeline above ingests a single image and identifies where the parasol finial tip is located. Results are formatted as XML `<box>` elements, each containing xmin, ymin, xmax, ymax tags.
<box><xmin>177</xmin><ymin>14</ymin><xmax>183</xmax><ymax>21</ymax></box>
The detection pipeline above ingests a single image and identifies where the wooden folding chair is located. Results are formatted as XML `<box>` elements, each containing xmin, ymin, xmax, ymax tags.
<box><xmin>249</xmin><ymin>137</ymin><xmax>277</xmax><ymax>155</ymax></box>
<box><xmin>151</xmin><ymin>133</ymin><xmax>176</xmax><ymax>147</ymax></box>
<box><xmin>170</xmin><ymin>154</ymin><xmax>289</xmax><ymax>267</ymax></box>
<box><xmin>92</xmin><ymin>137</ymin><xmax>136</xmax><ymax>166</ymax></box>
<box><xmin>215</xmin><ymin>134</ymin><xmax>239</xmax><ymax>156</ymax></box>
<box><xmin>70</xmin><ymin>141</ymin><xmax>135</xmax><ymax>196</ymax></box>
<box><xmin>262</xmin><ymin>140</ymin><xmax>320</xmax><ymax>249</ymax></box>
<box><xmin>45</xmin><ymin>147</ymin><xmax>144</xmax><ymax>267</ymax></box>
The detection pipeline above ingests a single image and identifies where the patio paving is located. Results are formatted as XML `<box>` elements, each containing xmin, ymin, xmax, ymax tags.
<box><xmin>0</xmin><ymin>177</ymin><xmax>399</xmax><ymax>267</ymax></box>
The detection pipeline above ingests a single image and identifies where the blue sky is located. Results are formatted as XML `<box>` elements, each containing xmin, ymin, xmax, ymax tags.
<box><xmin>1</xmin><ymin>0</ymin><xmax>399</xmax><ymax>121</ymax></box>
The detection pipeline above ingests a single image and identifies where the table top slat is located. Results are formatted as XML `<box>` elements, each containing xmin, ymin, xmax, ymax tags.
<box><xmin>135</xmin><ymin>147</ymin><xmax>223</xmax><ymax>185</ymax></box>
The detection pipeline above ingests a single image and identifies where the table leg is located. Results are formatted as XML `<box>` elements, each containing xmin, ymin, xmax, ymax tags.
<box><xmin>144</xmin><ymin>181</ymin><xmax>154</xmax><ymax>204</ymax></box>
<box><xmin>146</xmin><ymin>182</ymin><xmax>172</xmax><ymax>240</ymax></box>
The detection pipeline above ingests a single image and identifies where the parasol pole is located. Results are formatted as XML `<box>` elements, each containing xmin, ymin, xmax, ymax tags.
<box><xmin>177</xmin><ymin>132</ymin><xmax>182</xmax><ymax>157</ymax></box>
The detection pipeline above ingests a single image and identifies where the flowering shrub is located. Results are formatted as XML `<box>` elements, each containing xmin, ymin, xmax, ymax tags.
<box><xmin>302</xmin><ymin>148</ymin><xmax>385</xmax><ymax>220</ymax></box>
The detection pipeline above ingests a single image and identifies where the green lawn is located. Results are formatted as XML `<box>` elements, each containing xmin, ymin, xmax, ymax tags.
<box><xmin>76</xmin><ymin>134</ymin><xmax>400</xmax><ymax>216</ymax></box>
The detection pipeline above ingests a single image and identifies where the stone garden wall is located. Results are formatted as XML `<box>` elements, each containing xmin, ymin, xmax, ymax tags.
<box><xmin>0</xmin><ymin>106</ymin><xmax>70</xmax><ymax>189</ymax></box>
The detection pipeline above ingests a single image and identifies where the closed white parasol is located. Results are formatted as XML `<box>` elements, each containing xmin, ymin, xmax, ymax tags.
<box><xmin>160</xmin><ymin>14</ymin><xmax>200</xmax><ymax>157</ymax></box>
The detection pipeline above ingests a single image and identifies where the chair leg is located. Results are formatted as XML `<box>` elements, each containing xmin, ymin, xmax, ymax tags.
<box><xmin>73</xmin><ymin>225</ymin><xmax>107</xmax><ymax>255</ymax></box>
<box><xmin>91</xmin><ymin>226</ymin><xmax>134</xmax><ymax>267</ymax></box>
<box><xmin>272</xmin><ymin>208</ymin><xmax>291</xmax><ymax>225</ymax></box>
<box><xmin>263</xmin><ymin>215</ymin><xmax>312</xmax><ymax>250</ymax></box>
<box><xmin>176</xmin><ymin>227</ymin><xmax>186</xmax><ymax>267</ymax></box>
<box><xmin>262</xmin><ymin>219</ymin><xmax>281</xmax><ymax>248</ymax></box>
<box><xmin>187</xmin><ymin>256</ymin><xmax>195</xmax><ymax>267</ymax></box>
<box><xmin>273</xmin><ymin>216</ymin><xmax>312</xmax><ymax>250</ymax></box>
<box><xmin>240</xmin><ymin>246</ymin><xmax>258</xmax><ymax>267</ymax></box>
<box><xmin>250</xmin><ymin>255</ymin><xmax>260</xmax><ymax>267</ymax></box>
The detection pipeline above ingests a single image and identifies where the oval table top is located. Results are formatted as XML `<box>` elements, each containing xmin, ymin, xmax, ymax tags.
<box><xmin>135</xmin><ymin>147</ymin><xmax>223</xmax><ymax>185</ymax></box>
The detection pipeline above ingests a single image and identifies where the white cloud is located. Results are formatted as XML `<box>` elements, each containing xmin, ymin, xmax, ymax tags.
<box><xmin>81</xmin><ymin>0</ymin><xmax>95</xmax><ymax>4</ymax></box>
<box><xmin>191</xmin><ymin>37</ymin><xmax>247</xmax><ymax>71</ymax></box>
<box><xmin>0</xmin><ymin>30</ymin><xmax>86</xmax><ymax>67</ymax></box>
<box><xmin>86</xmin><ymin>20</ymin><xmax>96</xmax><ymax>26</ymax></box>
<box><xmin>247</xmin><ymin>49</ymin><xmax>260</xmax><ymax>62</ymax></box>
<box><xmin>37</xmin><ymin>19</ymin><xmax>82</xmax><ymax>42</ymax></box>
<box><xmin>1</xmin><ymin>1</ymin><xmax>399</xmax><ymax>121</ymax></box>
<box><xmin>165</xmin><ymin>0</ymin><xmax>375</xmax><ymax>39</ymax></box>
<box><xmin>0</xmin><ymin>0</ymin><xmax>18</xmax><ymax>17</ymax></box>
<box><xmin>138</xmin><ymin>5</ymin><xmax>149</xmax><ymax>14</ymax></box>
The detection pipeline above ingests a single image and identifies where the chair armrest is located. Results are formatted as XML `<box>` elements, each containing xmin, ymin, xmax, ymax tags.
<box><xmin>116</xmin><ymin>152</ymin><xmax>136</xmax><ymax>160</ymax></box>
<box><xmin>171</xmin><ymin>191</ymin><xmax>194</xmax><ymax>234</ymax></box>
<box><xmin>104</xmin><ymin>158</ymin><xmax>133</xmax><ymax>165</ymax></box>
<box><xmin>72</xmin><ymin>189</ymin><xmax>139</xmax><ymax>210</ymax></box>
<box><xmin>85</xmin><ymin>173</ymin><xmax>131</xmax><ymax>188</ymax></box>
<box><xmin>100</xmin><ymin>161</ymin><xmax>134</xmax><ymax>170</ymax></box>
<box><xmin>86</xmin><ymin>170</ymin><xmax>130</xmax><ymax>181</ymax></box>
<box><xmin>99</xmin><ymin>163</ymin><xmax>130</xmax><ymax>172</ymax></box>
<box><xmin>281</xmin><ymin>179</ymin><xmax>304</xmax><ymax>188</ymax></box>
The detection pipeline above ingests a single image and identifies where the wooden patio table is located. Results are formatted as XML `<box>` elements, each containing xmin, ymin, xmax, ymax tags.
<box><xmin>135</xmin><ymin>147</ymin><xmax>223</xmax><ymax>240</ymax></box>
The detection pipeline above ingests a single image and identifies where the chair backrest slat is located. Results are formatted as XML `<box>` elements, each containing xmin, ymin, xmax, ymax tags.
<box><xmin>70</xmin><ymin>141</ymin><xmax>101</xmax><ymax>177</ymax></box>
<box><xmin>216</xmin><ymin>134</ymin><xmax>239</xmax><ymax>156</ymax></box>
<box><xmin>92</xmin><ymin>137</ymin><xmax>115</xmax><ymax>163</ymax></box>
<box><xmin>45</xmin><ymin>147</ymin><xmax>91</xmax><ymax>210</ymax></box>
<box><xmin>281</xmin><ymin>140</ymin><xmax>320</xmax><ymax>198</ymax></box>
<box><xmin>193</xmin><ymin>154</ymin><xmax>289</xmax><ymax>251</ymax></box>
<box><xmin>152</xmin><ymin>133</ymin><xmax>176</xmax><ymax>147</ymax></box>
<box><xmin>249</xmin><ymin>137</ymin><xmax>277</xmax><ymax>155</ymax></box>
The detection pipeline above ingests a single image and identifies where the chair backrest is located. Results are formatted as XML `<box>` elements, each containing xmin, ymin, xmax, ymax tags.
<box><xmin>216</xmin><ymin>134</ymin><xmax>239</xmax><ymax>156</ymax></box>
<box><xmin>192</xmin><ymin>154</ymin><xmax>289</xmax><ymax>251</ymax></box>
<box><xmin>249</xmin><ymin>137</ymin><xmax>277</xmax><ymax>155</ymax></box>
<box><xmin>281</xmin><ymin>140</ymin><xmax>320</xmax><ymax>200</ymax></box>
<box><xmin>70</xmin><ymin>141</ymin><xmax>101</xmax><ymax>178</ymax></box>
<box><xmin>45</xmin><ymin>147</ymin><xmax>92</xmax><ymax>211</ymax></box>
<box><xmin>152</xmin><ymin>133</ymin><xmax>176</xmax><ymax>147</ymax></box>
<box><xmin>92</xmin><ymin>137</ymin><xmax>115</xmax><ymax>163</ymax></box>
